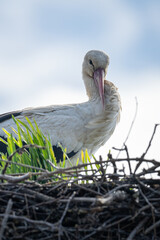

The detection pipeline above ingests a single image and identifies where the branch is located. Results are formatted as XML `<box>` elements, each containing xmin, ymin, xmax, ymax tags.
<box><xmin>0</xmin><ymin>199</ymin><xmax>13</xmax><ymax>240</ymax></box>
<box><xmin>141</xmin><ymin>124</ymin><xmax>160</xmax><ymax>159</ymax></box>
<box><xmin>0</xmin><ymin>173</ymin><xmax>31</xmax><ymax>183</ymax></box>
<box><xmin>0</xmin><ymin>213</ymin><xmax>58</xmax><ymax>231</ymax></box>
<box><xmin>115</xmin><ymin>97</ymin><xmax>138</xmax><ymax>158</ymax></box>
<box><xmin>145</xmin><ymin>219</ymin><xmax>160</xmax><ymax>234</ymax></box>
<box><xmin>127</xmin><ymin>217</ymin><xmax>149</xmax><ymax>240</ymax></box>
<box><xmin>2</xmin><ymin>144</ymin><xmax>46</xmax><ymax>175</ymax></box>
<box><xmin>0</xmin><ymin>158</ymin><xmax>47</xmax><ymax>172</ymax></box>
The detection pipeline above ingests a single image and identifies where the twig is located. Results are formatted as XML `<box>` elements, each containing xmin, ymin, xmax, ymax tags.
<box><xmin>141</xmin><ymin>123</ymin><xmax>160</xmax><ymax>159</ymax></box>
<box><xmin>21</xmin><ymin>188</ymin><xmax>56</xmax><ymax>202</ymax></box>
<box><xmin>0</xmin><ymin>172</ymin><xmax>31</xmax><ymax>183</ymax></box>
<box><xmin>2</xmin><ymin>144</ymin><xmax>46</xmax><ymax>175</ymax></box>
<box><xmin>136</xmin><ymin>177</ymin><xmax>160</xmax><ymax>196</ymax></box>
<box><xmin>46</xmin><ymin>159</ymin><xmax>63</xmax><ymax>170</ymax></box>
<box><xmin>0</xmin><ymin>199</ymin><xmax>13</xmax><ymax>240</ymax></box>
<box><xmin>73</xmin><ymin>183</ymin><xmax>103</xmax><ymax>196</ymax></box>
<box><xmin>124</xmin><ymin>144</ymin><xmax>132</xmax><ymax>174</ymax></box>
<box><xmin>0</xmin><ymin>213</ymin><xmax>58</xmax><ymax>231</ymax></box>
<box><xmin>135</xmin><ymin>163</ymin><xmax>159</xmax><ymax>177</ymax></box>
<box><xmin>58</xmin><ymin>191</ymin><xmax>76</xmax><ymax>240</ymax></box>
<box><xmin>82</xmin><ymin>215</ymin><xmax>131</xmax><ymax>240</ymax></box>
<box><xmin>104</xmin><ymin>184</ymin><xmax>132</xmax><ymax>198</ymax></box>
<box><xmin>109</xmin><ymin>154</ymin><xmax>117</xmax><ymax>175</ymax></box>
<box><xmin>97</xmin><ymin>155</ymin><xmax>106</xmax><ymax>182</ymax></box>
<box><xmin>138</xmin><ymin>185</ymin><xmax>156</xmax><ymax>213</ymax></box>
<box><xmin>37</xmin><ymin>160</ymin><xmax>102</xmax><ymax>180</ymax></box>
<box><xmin>145</xmin><ymin>219</ymin><xmax>160</xmax><ymax>234</ymax></box>
<box><xmin>131</xmin><ymin>205</ymin><xmax>151</xmax><ymax>220</ymax></box>
<box><xmin>59</xmin><ymin>195</ymin><xmax>115</xmax><ymax>204</ymax></box>
<box><xmin>136</xmin><ymin>179</ymin><xmax>157</xmax><ymax>236</ymax></box>
<box><xmin>115</xmin><ymin>97</ymin><xmax>138</xmax><ymax>159</ymax></box>
<box><xmin>127</xmin><ymin>217</ymin><xmax>149</xmax><ymax>240</ymax></box>
<box><xmin>134</xmin><ymin>124</ymin><xmax>160</xmax><ymax>174</ymax></box>
<box><xmin>59</xmin><ymin>191</ymin><xmax>76</xmax><ymax>225</ymax></box>
<box><xmin>0</xmin><ymin>158</ymin><xmax>47</xmax><ymax>172</ymax></box>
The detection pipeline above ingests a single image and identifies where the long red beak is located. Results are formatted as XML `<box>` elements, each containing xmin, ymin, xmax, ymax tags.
<box><xmin>94</xmin><ymin>68</ymin><xmax>105</xmax><ymax>109</ymax></box>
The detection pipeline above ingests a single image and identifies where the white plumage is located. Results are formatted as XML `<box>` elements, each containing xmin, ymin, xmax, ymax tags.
<box><xmin>0</xmin><ymin>50</ymin><xmax>121</xmax><ymax>165</ymax></box>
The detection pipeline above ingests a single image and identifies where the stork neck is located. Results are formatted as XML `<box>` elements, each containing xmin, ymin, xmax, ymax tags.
<box><xmin>83</xmin><ymin>75</ymin><xmax>100</xmax><ymax>101</ymax></box>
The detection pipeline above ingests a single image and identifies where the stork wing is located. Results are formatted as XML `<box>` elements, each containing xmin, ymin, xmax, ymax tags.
<box><xmin>0</xmin><ymin>104</ymin><xmax>86</xmax><ymax>162</ymax></box>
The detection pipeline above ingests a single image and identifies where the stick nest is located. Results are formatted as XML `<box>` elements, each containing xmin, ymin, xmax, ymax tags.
<box><xmin>0</xmin><ymin>124</ymin><xmax>160</xmax><ymax>240</ymax></box>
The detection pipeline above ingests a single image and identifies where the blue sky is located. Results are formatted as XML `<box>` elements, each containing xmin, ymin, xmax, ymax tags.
<box><xmin>0</xmin><ymin>0</ymin><xmax>160</xmax><ymax>161</ymax></box>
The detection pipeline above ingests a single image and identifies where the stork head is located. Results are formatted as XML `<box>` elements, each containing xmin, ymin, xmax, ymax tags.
<box><xmin>82</xmin><ymin>50</ymin><xmax>109</xmax><ymax>108</ymax></box>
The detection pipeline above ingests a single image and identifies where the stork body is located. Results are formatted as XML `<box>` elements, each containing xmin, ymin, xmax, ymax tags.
<box><xmin>0</xmin><ymin>50</ymin><xmax>121</xmax><ymax>165</ymax></box>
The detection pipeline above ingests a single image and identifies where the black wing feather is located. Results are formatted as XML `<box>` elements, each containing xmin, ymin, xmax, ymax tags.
<box><xmin>0</xmin><ymin>137</ymin><xmax>8</xmax><ymax>154</ymax></box>
<box><xmin>0</xmin><ymin>111</ymin><xmax>22</xmax><ymax>124</ymax></box>
<box><xmin>53</xmin><ymin>145</ymin><xmax>77</xmax><ymax>163</ymax></box>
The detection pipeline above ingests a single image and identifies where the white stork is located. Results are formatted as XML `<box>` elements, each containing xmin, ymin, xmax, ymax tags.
<box><xmin>0</xmin><ymin>50</ymin><xmax>121</xmax><ymax>165</ymax></box>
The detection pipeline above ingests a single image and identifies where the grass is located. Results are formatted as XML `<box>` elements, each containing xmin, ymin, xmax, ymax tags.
<box><xmin>0</xmin><ymin>116</ymin><xmax>72</xmax><ymax>175</ymax></box>
<box><xmin>0</xmin><ymin>116</ymin><xmax>96</xmax><ymax>179</ymax></box>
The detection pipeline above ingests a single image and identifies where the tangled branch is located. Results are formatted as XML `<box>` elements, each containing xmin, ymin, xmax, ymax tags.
<box><xmin>0</xmin><ymin>124</ymin><xmax>159</xmax><ymax>239</ymax></box>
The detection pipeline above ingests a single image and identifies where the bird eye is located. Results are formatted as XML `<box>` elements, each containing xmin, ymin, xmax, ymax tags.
<box><xmin>89</xmin><ymin>59</ymin><xmax>94</xmax><ymax>66</ymax></box>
